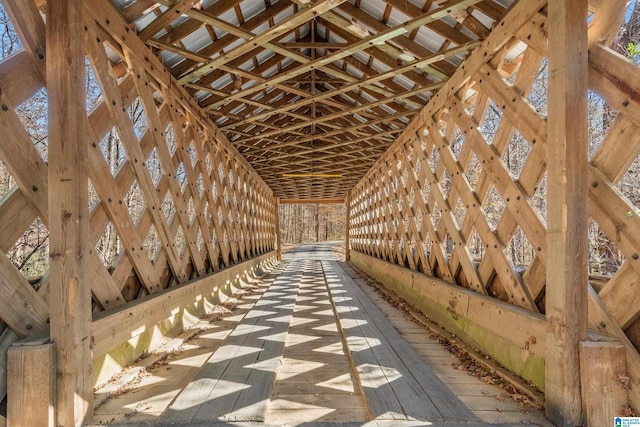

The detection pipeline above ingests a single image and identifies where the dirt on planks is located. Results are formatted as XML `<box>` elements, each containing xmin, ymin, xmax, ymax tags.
<box><xmin>353</xmin><ymin>267</ymin><xmax>545</xmax><ymax>412</ymax></box>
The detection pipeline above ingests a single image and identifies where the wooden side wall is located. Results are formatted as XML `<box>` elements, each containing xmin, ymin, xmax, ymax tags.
<box><xmin>0</xmin><ymin>0</ymin><xmax>277</xmax><ymax>414</ymax></box>
<box><xmin>348</xmin><ymin>0</ymin><xmax>640</xmax><ymax>414</ymax></box>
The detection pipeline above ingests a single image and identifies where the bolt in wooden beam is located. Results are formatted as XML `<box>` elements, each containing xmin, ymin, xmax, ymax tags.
<box><xmin>545</xmin><ymin>0</ymin><xmax>589</xmax><ymax>424</ymax></box>
<box><xmin>47</xmin><ymin>0</ymin><xmax>92</xmax><ymax>424</ymax></box>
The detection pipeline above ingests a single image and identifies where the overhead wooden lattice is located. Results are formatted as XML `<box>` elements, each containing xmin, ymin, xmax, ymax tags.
<box><xmin>103</xmin><ymin>0</ymin><xmax>514</xmax><ymax>200</ymax></box>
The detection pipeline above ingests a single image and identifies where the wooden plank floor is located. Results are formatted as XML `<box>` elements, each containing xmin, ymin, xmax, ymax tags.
<box><xmin>90</xmin><ymin>242</ymin><xmax>551</xmax><ymax>426</ymax></box>
<box><xmin>324</xmin><ymin>260</ymin><xmax>476</xmax><ymax>422</ymax></box>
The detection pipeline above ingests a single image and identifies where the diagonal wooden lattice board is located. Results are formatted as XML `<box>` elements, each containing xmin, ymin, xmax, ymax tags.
<box><xmin>0</xmin><ymin>0</ymin><xmax>277</xmax><ymax>405</ymax></box>
<box><xmin>348</xmin><ymin>0</ymin><xmax>640</xmax><ymax>411</ymax></box>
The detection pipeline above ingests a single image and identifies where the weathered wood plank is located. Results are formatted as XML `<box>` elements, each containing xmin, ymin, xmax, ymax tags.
<box><xmin>0</xmin><ymin>188</ymin><xmax>38</xmax><ymax>253</ymax></box>
<box><xmin>598</xmin><ymin>263</ymin><xmax>640</xmax><ymax>329</ymax></box>
<box><xmin>0</xmin><ymin>252</ymin><xmax>48</xmax><ymax>338</ymax></box>
<box><xmin>7</xmin><ymin>340</ymin><xmax>55</xmax><ymax>426</ymax></box>
<box><xmin>579</xmin><ymin>341</ymin><xmax>628</xmax><ymax>426</ymax></box>
<box><xmin>47</xmin><ymin>0</ymin><xmax>92</xmax><ymax>423</ymax></box>
<box><xmin>0</xmin><ymin>328</ymin><xmax>19</xmax><ymax>403</ymax></box>
<box><xmin>1</xmin><ymin>0</ymin><xmax>46</xmax><ymax>82</ymax></box>
<box><xmin>350</xmin><ymin>251</ymin><xmax>547</xmax><ymax>369</ymax></box>
<box><xmin>545</xmin><ymin>0</ymin><xmax>589</xmax><ymax>424</ymax></box>
<box><xmin>0</xmin><ymin>50</ymin><xmax>43</xmax><ymax>106</ymax></box>
<box><xmin>163</xmin><ymin>259</ymin><xmax>297</xmax><ymax>422</ymax></box>
<box><xmin>85</xmin><ymin>0</ymin><xmax>171</xmax><ymax>88</ymax></box>
<box><xmin>587</xmin><ymin>285</ymin><xmax>640</xmax><ymax>412</ymax></box>
<box><xmin>589</xmin><ymin>44</ymin><xmax>640</xmax><ymax>130</ymax></box>
<box><xmin>326</xmin><ymin>260</ymin><xmax>478</xmax><ymax>422</ymax></box>
<box><xmin>137</xmin><ymin>0</ymin><xmax>200</xmax><ymax>42</ymax></box>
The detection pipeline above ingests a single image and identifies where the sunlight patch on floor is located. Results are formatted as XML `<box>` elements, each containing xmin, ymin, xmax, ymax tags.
<box><xmin>357</xmin><ymin>363</ymin><xmax>403</xmax><ymax>388</ymax></box>
<box><xmin>315</xmin><ymin>372</ymin><xmax>358</xmax><ymax>393</ymax></box>
<box><xmin>206</xmin><ymin>344</ymin><xmax>261</xmax><ymax>363</ymax></box>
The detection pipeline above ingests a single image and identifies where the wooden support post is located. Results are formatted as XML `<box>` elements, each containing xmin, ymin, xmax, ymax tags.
<box><xmin>275</xmin><ymin>197</ymin><xmax>282</xmax><ymax>261</ymax></box>
<box><xmin>47</xmin><ymin>0</ymin><xmax>92</xmax><ymax>425</ymax></box>
<box><xmin>345</xmin><ymin>191</ymin><xmax>351</xmax><ymax>262</ymax></box>
<box><xmin>546</xmin><ymin>0</ymin><xmax>589</xmax><ymax>425</ymax></box>
<box><xmin>7</xmin><ymin>338</ymin><xmax>55</xmax><ymax>426</ymax></box>
<box><xmin>579</xmin><ymin>341</ymin><xmax>628</xmax><ymax>426</ymax></box>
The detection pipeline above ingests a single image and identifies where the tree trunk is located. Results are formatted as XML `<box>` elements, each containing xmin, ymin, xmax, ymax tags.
<box><xmin>315</xmin><ymin>204</ymin><xmax>320</xmax><ymax>242</ymax></box>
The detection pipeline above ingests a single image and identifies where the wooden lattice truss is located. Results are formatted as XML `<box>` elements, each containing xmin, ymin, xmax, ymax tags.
<box><xmin>349</xmin><ymin>0</ymin><xmax>640</xmax><ymax>412</ymax></box>
<box><xmin>0</xmin><ymin>0</ymin><xmax>277</xmax><ymax>351</ymax></box>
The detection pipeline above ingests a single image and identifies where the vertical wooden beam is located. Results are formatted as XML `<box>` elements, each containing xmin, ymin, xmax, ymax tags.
<box><xmin>579</xmin><ymin>341</ymin><xmax>628</xmax><ymax>426</ymax></box>
<box><xmin>345</xmin><ymin>191</ymin><xmax>351</xmax><ymax>262</ymax></box>
<box><xmin>275</xmin><ymin>197</ymin><xmax>282</xmax><ymax>261</ymax></box>
<box><xmin>47</xmin><ymin>0</ymin><xmax>91</xmax><ymax>425</ymax></box>
<box><xmin>546</xmin><ymin>0</ymin><xmax>588</xmax><ymax>425</ymax></box>
<box><xmin>7</xmin><ymin>339</ymin><xmax>55</xmax><ymax>426</ymax></box>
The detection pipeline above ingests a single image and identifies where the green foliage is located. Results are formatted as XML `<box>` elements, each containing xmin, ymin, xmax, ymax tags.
<box><xmin>627</xmin><ymin>42</ymin><xmax>640</xmax><ymax>61</ymax></box>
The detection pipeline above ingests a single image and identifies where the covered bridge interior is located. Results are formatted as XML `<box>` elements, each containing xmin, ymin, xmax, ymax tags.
<box><xmin>0</xmin><ymin>0</ymin><xmax>638</xmax><ymax>425</ymax></box>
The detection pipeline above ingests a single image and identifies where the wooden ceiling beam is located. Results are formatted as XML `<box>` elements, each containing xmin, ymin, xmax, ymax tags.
<box><xmin>178</xmin><ymin>0</ymin><xmax>348</xmax><ymax>83</ymax></box>
<box><xmin>258</xmin><ymin>143</ymin><xmax>388</xmax><ymax>165</ymax></box>
<box><xmin>258</xmin><ymin>153</ymin><xmax>381</xmax><ymax>176</ymax></box>
<box><xmin>186</xmin><ymin>25</ymin><xmax>426</xmax><ymax>113</ymax></box>
<box><xmin>235</xmin><ymin>125</ymin><xmax>392</xmax><ymax>155</ymax></box>
<box><xmin>250</xmin><ymin>131</ymin><xmax>399</xmax><ymax>166</ymax></box>
<box><xmin>472</xmin><ymin>0</ymin><xmax>508</xmax><ymax>21</ymax></box>
<box><xmin>204</xmin><ymin>0</ymin><xmax>481</xmax><ymax>111</ymax></box>
<box><xmin>310</xmin><ymin>105</ymin><xmax>400</xmax><ymax>136</ymax></box>
<box><xmin>168</xmin><ymin>1</ymin><xmax>292</xmax><ymax>78</ymax></box>
<box><xmin>232</xmin><ymin>110</ymin><xmax>408</xmax><ymax>151</ymax></box>
<box><xmin>319</xmin><ymin>8</ymin><xmax>452</xmax><ymax>82</ymax></box>
<box><xmin>321</xmin><ymin>19</ymin><xmax>438</xmax><ymax>88</ymax></box>
<box><xmin>318</xmin><ymin>6</ymin><xmax>447</xmax><ymax>80</ymax></box>
<box><xmin>229</xmin><ymin>95</ymin><xmax>417</xmax><ymax>145</ymax></box>
<box><xmin>246</xmin><ymin>144</ymin><xmax>389</xmax><ymax>172</ymax></box>
<box><xmin>99</xmin><ymin>0</ymin><xmax>514</xmax><ymax>200</ymax></box>
<box><xmin>121</xmin><ymin>0</ymin><xmax>160</xmax><ymax>23</ymax></box>
<box><xmin>337</xmin><ymin>2</ymin><xmax>457</xmax><ymax>78</ymax></box>
<box><xmin>199</xmin><ymin>59</ymin><xmax>308</xmax><ymax>109</ymax></box>
<box><xmin>137</xmin><ymin>0</ymin><xmax>200</xmax><ymax>42</ymax></box>
<box><xmin>278</xmin><ymin>41</ymin><xmax>348</xmax><ymax>49</ymax></box>
<box><xmin>195</xmin><ymin>48</ymin><xmax>296</xmax><ymax>101</ymax></box>
<box><xmin>336</xmin><ymin>80</ymin><xmax>417</xmax><ymax>116</ymax></box>
<box><xmin>382</xmin><ymin>0</ymin><xmax>475</xmax><ymax>45</ymax></box>
<box><xmin>219</xmin><ymin>40</ymin><xmax>475</xmax><ymax>130</ymax></box>
<box><xmin>279</xmin><ymin>198</ymin><xmax>345</xmax><ymax>204</ymax></box>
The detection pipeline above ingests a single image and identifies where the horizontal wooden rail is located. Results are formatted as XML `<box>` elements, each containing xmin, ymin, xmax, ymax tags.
<box><xmin>92</xmin><ymin>252</ymin><xmax>275</xmax><ymax>357</ymax></box>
